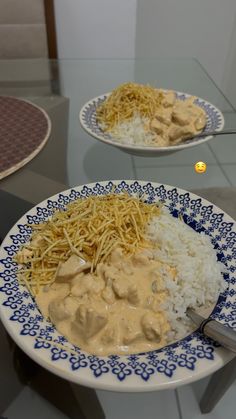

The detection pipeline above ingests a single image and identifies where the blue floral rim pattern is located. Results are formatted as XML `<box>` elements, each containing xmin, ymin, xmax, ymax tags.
<box><xmin>0</xmin><ymin>180</ymin><xmax>235</xmax><ymax>391</ymax></box>
<box><xmin>79</xmin><ymin>92</ymin><xmax>224</xmax><ymax>149</ymax></box>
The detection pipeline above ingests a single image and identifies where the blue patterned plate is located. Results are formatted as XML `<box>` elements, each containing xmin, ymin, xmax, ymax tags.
<box><xmin>0</xmin><ymin>180</ymin><xmax>235</xmax><ymax>392</ymax></box>
<box><xmin>79</xmin><ymin>91</ymin><xmax>224</xmax><ymax>157</ymax></box>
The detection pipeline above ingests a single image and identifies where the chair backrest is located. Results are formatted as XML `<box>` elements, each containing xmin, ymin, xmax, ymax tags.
<box><xmin>0</xmin><ymin>0</ymin><xmax>58</xmax><ymax>96</ymax></box>
<box><xmin>0</xmin><ymin>0</ymin><xmax>46</xmax><ymax>58</ymax></box>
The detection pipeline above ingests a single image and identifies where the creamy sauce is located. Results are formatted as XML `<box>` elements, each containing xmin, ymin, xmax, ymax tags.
<box><xmin>36</xmin><ymin>248</ymin><xmax>175</xmax><ymax>355</ymax></box>
<box><xmin>148</xmin><ymin>92</ymin><xmax>207</xmax><ymax>146</ymax></box>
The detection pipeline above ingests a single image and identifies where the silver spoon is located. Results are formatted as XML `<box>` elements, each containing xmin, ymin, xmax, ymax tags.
<box><xmin>189</xmin><ymin>129</ymin><xmax>236</xmax><ymax>140</ymax></box>
<box><xmin>187</xmin><ymin>308</ymin><xmax>236</xmax><ymax>353</ymax></box>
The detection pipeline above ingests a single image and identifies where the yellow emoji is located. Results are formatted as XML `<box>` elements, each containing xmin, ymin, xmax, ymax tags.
<box><xmin>194</xmin><ymin>161</ymin><xmax>207</xmax><ymax>174</ymax></box>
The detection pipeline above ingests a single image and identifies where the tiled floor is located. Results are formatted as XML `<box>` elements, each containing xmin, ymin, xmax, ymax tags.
<box><xmin>209</xmin><ymin>137</ymin><xmax>236</xmax><ymax>165</ymax></box>
<box><xmin>96</xmin><ymin>389</ymin><xmax>179</xmax><ymax>419</ymax></box>
<box><xmin>135</xmin><ymin>164</ymin><xmax>230</xmax><ymax>190</ymax></box>
<box><xmin>3</xmin><ymin>378</ymin><xmax>236</xmax><ymax>419</ymax></box>
<box><xmin>4</xmin><ymin>386</ymin><xmax>68</xmax><ymax>419</ymax></box>
<box><xmin>221</xmin><ymin>164</ymin><xmax>236</xmax><ymax>186</ymax></box>
<box><xmin>3</xmin><ymin>385</ymin><xmax>180</xmax><ymax>419</ymax></box>
<box><xmin>130</xmin><ymin>140</ymin><xmax>236</xmax><ymax>190</ymax></box>
<box><xmin>132</xmin><ymin>143</ymin><xmax>218</xmax><ymax>168</ymax></box>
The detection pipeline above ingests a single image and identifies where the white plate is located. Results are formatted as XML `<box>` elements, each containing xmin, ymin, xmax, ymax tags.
<box><xmin>79</xmin><ymin>91</ymin><xmax>224</xmax><ymax>157</ymax></box>
<box><xmin>0</xmin><ymin>180</ymin><xmax>235</xmax><ymax>392</ymax></box>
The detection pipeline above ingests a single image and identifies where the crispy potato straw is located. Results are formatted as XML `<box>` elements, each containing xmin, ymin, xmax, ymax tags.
<box><xmin>16</xmin><ymin>193</ymin><xmax>161</xmax><ymax>294</ymax></box>
<box><xmin>96</xmin><ymin>82</ymin><xmax>163</xmax><ymax>131</ymax></box>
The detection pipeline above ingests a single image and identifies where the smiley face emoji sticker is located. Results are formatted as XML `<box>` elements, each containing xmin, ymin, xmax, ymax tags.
<box><xmin>194</xmin><ymin>161</ymin><xmax>207</xmax><ymax>174</ymax></box>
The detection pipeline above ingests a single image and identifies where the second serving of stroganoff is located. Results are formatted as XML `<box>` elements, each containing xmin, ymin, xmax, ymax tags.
<box><xmin>96</xmin><ymin>82</ymin><xmax>207</xmax><ymax>147</ymax></box>
<box><xmin>16</xmin><ymin>193</ymin><xmax>225</xmax><ymax>356</ymax></box>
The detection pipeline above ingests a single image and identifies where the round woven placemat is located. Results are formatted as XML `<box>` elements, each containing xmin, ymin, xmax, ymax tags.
<box><xmin>0</xmin><ymin>96</ymin><xmax>51</xmax><ymax>180</ymax></box>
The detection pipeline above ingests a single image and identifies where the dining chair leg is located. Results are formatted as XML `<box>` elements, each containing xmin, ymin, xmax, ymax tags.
<box><xmin>200</xmin><ymin>357</ymin><xmax>236</xmax><ymax>413</ymax></box>
<box><xmin>70</xmin><ymin>382</ymin><xmax>105</xmax><ymax>419</ymax></box>
<box><xmin>30</xmin><ymin>368</ymin><xmax>105</xmax><ymax>419</ymax></box>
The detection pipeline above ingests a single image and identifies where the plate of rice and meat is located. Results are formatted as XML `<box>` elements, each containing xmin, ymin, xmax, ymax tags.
<box><xmin>0</xmin><ymin>180</ymin><xmax>235</xmax><ymax>391</ymax></box>
<box><xmin>79</xmin><ymin>83</ymin><xmax>224</xmax><ymax>157</ymax></box>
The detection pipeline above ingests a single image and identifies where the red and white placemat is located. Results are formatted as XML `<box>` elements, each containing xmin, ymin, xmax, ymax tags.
<box><xmin>0</xmin><ymin>96</ymin><xmax>51</xmax><ymax>180</ymax></box>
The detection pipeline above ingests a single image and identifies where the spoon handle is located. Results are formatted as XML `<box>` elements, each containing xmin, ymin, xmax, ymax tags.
<box><xmin>187</xmin><ymin>308</ymin><xmax>236</xmax><ymax>353</ymax></box>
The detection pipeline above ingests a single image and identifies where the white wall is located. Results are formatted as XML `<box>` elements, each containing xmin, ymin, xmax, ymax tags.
<box><xmin>54</xmin><ymin>0</ymin><xmax>137</xmax><ymax>58</ymax></box>
<box><xmin>54</xmin><ymin>0</ymin><xmax>236</xmax><ymax>106</ymax></box>
<box><xmin>135</xmin><ymin>0</ymin><xmax>236</xmax><ymax>94</ymax></box>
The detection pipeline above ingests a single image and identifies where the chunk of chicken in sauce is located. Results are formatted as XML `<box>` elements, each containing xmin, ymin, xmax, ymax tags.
<box><xmin>35</xmin><ymin>248</ymin><xmax>176</xmax><ymax>355</ymax></box>
<box><xmin>149</xmin><ymin>91</ymin><xmax>207</xmax><ymax>146</ymax></box>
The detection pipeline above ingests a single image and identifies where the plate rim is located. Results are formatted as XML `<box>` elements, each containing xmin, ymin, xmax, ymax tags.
<box><xmin>79</xmin><ymin>90</ymin><xmax>225</xmax><ymax>152</ymax></box>
<box><xmin>0</xmin><ymin>179</ymin><xmax>235</xmax><ymax>392</ymax></box>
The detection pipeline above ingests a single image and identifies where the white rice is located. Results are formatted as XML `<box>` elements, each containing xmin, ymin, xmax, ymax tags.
<box><xmin>101</xmin><ymin>115</ymin><xmax>156</xmax><ymax>146</ymax></box>
<box><xmin>146</xmin><ymin>209</ymin><xmax>226</xmax><ymax>341</ymax></box>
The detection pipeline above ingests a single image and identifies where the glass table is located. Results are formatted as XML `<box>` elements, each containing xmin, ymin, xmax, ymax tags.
<box><xmin>0</xmin><ymin>58</ymin><xmax>236</xmax><ymax>416</ymax></box>
<box><xmin>0</xmin><ymin>58</ymin><xmax>236</xmax><ymax>235</ymax></box>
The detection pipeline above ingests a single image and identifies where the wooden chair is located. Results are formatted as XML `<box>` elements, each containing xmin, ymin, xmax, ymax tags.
<box><xmin>0</xmin><ymin>0</ymin><xmax>59</xmax><ymax>95</ymax></box>
<box><xmin>0</xmin><ymin>0</ymin><xmax>57</xmax><ymax>59</ymax></box>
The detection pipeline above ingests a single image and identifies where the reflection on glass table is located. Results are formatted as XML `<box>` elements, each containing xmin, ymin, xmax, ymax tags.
<box><xmin>0</xmin><ymin>58</ymin><xmax>236</xmax><ymax>415</ymax></box>
<box><xmin>0</xmin><ymin>57</ymin><xmax>236</xmax><ymax>202</ymax></box>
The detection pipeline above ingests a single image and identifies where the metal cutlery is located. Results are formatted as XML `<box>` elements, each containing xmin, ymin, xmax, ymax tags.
<box><xmin>189</xmin><ymin>129</ymin><xmax>236</xmax><ymax>140</ymax></box>
<box><xmin>187</xmin><ymin>308</ymin><xmax>236</xmax><ymax>353</ymax></box>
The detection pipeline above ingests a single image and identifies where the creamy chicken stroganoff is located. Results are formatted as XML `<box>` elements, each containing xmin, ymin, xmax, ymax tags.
<box><xmin>96</xmin><ymin>82</ymin><xmax>207</xmax><ymax>147</ymax></box>
<box><xmin>16</xmin><ymin>194</ymin><xmax>225</xmax><ymax>356</ymax></box>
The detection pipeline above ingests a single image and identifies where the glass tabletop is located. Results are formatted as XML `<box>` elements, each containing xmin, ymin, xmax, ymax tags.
<box><xmin>0</xmin><ymin>57</ymin><xmax>236</xmax><ymax>235</ymax></box>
